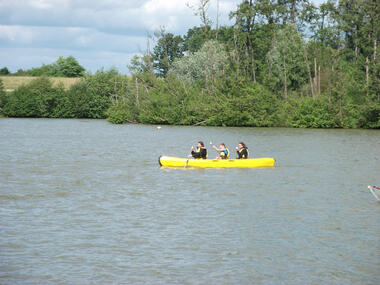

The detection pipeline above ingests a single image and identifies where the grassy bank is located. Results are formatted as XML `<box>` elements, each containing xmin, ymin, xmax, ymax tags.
<box><xmin>0</xmin><ymin>76</ymin><xmax>81</xmax><ymax>92</ymax></box>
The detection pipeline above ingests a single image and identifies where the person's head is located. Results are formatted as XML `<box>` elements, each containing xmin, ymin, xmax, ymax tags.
<box><xmin>238</xmin><ymin>142</ymin><xmax>246</xmax><ymax>149</ymax></box>
<box><xmin>198</xmin><ymin>141</ymin><xmax>204</xmax><ymax>147</ymax></box>
<box><xmin>219</xmin><ymin>143</ymin><xmax>226</xmax><ymax>149</ymax></box>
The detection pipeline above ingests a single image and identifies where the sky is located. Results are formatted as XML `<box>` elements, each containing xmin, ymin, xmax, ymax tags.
<box><xmin>0</xmin><ymin>0</ymin><xmax>324</xmax><ymax>74</ymax></box>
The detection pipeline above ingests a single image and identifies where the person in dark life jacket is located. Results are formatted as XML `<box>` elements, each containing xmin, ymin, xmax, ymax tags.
<box><xmin>212</xmin><ymin>143</ymin><xmax>230</xmax><ymax>159</ymax></box>
<box><xmin>236</xmin><ymin>142</ymin><xmax>249</xmax><ymax>159</ymax></box>
<box><xmin>188</xmin><ymin>141</ymin><xmax>208</xmax><ymax>159</ymax></box>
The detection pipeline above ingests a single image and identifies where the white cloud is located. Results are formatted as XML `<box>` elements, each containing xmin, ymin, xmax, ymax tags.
<box><xmin>0</xmin><ymin>0</ymin><xmax>237</xmax><ymax>35</ymax></box>
<box><xmin>0</xmin><ymin>25</ymin><xmax>146</xmax><ymax>52</ymax></box>
<box><xmin>0</xmin><ymin>25</ymin><xmax>34</xmax><ymax>43</ymax></box>
<box><xmin>0</xmin><ymin>0</ymin><xmax>325</xmax><ymax>73</ymax></box>
<box><xmin>28</xmin><ymin>0</ymin><xmax>55</xmax><ymax>9</ymax></box>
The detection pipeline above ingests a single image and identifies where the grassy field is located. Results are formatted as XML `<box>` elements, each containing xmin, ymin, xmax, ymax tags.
<box><xmin>0</xmin><ymin>76</ymin><xmax>81</xmax><ymax>91</ymax></box>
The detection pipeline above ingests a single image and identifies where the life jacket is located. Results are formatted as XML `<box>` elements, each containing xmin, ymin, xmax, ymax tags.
<box><xmin>220</xmin><ymin>148</ymin><xmax>230</xmax><ymax>159</ymax></box>
<box><xmin>238</xmin><ymin>147</ymin><xmax>249</xmax><ymax>159</ymax></box>
<box><xmin>195</xmin><ymin>147</ymin><xmax>207</xmax><ymax>159</ymax></box>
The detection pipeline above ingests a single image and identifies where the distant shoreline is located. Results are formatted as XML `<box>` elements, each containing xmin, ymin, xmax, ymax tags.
<box><xmin>1</xmin><ymin>117</ymin><xmax>378</xmax><ymax>130</ymax></box>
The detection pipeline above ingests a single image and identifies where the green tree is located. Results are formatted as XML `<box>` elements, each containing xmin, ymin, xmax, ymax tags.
<box><xmin>64</xmin><ymin>71</ymin><xmax>121</xmax><ymax>118</ymax></box>
<box><xmin>288</xmin><ymin>96</ymin><xmax>338</xmax><ymax>128</ymax></box>
<box><xmin>207</xmin><ymin>81</ymin><xmax>279</xmax><ymax>127</ymax></box>
<box><xmin>1</xmin><ymin>77</ymin><xmax>64</xmax><ymax>117</ymax></box>
<box><xmin>170</xmin><ymin>40</ymin><xmax>229</xmax><ymax>87</ymax></box>
<box><xmin>309</xmin><ymin>0</ymin><xmax>339</xmax><ymax>47</ymax></box>
<box><xmin>116</xmin><ymin>0</ymin><xmax>379</xmax><ymax>129</ymax></box>
<box><xmin>128</xmin><ymin>54</ymin><xmax>154</xmax><ymax>74</ymax></box>
<box><xmin>187</xmin><ymin>0</ymin><xmax>212</xmax><ymax>38</ymax></box>
<box><xmin>269</xmin><ymin>25</ymin><xmax>307</xmax><ymax>100</ymax></box>
<box><xmin>0</xmin><ymin>67</ymin><xmax>10</xmax><ymax>75</ymax></box>
<box><xmin>153</xmin><ymin>30</ymin><xmax>184</xmax><ymax>77</ymax></box>
<box><xmin>183</xmin><ymin>26</ymin><xmax>211</xmax><ymax>53</ymax></box>
<box><xmin>20</xmin><ymin>56</ymin><xmax>85</xmax><ymax>77</ymax></box>
<box><xmin>137</xmin><ymin>76</ymin><xmax>188</xmax><ymax>124</ymax></box>
<box><xmin>27</xmin><ymin>64</ymin><xmax>57</xmax><ymax>76</ymax></box>
<box><xmin>55</xmin><ymin>56</ymin><xmax>85</xmax><ymax>77</ymax></box>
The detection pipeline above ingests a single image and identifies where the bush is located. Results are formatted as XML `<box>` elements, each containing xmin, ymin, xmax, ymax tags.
<box><xmin>22</xmin><ymin>56</ymin><xmax>85</xmax><ymax>77</ymax></box>
<box><xmin>106</xmin><ymin>102</ymin><xmax>135</xmax><ymax>124</ymax></box>
<box><xmin>289</xmin><ymin>96</ymin><xmax>338</xmax><ymax>128</ymax></box>
<box><xmin>64</xmin><ymin>80</ymin><xmax>109</xmax><ymax>119</ymax></box>
<box><xmin>1</xmin><ymin>77</ymin><xmax>64</xmax><ymax>117</ymax></box>
<box><xmin>360</xmin><ymin>103</ymin><xmax>380</xmax><ymax>129</ymax></box>
<box><xmin>137</xmin><ymin>75</ymin><xmax>189</xmax><ymax>125</ymax></box>
<box><xmin>63</xmin><ymin>72</ymin><xmax>130</xmax><ymax>119</ymax></box>
<box><xmin>0</xmin><ymin>67</ymin><xmax>10</xmax><ymax>75</ymax></box>
<box><xmin>206</xmin><ymin>82</ymin><xmax>279</xmax><ymax>127</ymax></box>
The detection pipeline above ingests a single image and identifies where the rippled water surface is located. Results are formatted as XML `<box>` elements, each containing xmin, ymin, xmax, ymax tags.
<box><xmin>0</xmin><ymin>118</ymin><xmax>379</xmax><ymax>284</ymax></box>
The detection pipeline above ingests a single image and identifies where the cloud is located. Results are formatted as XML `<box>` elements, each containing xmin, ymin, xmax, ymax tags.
<box><xmin>0</xmin><ymin>0</ymin><xmax>323</xmax><ymax>73</ymax></box>
<box><xmin>0</xmin><ymin>25</ymin><xmax>146</xmax><ymax>52</ymax></box>
<box><xmin>1</xmin><ymin>0</ymin><xmax>232</xmax><ymax>73</ymax></box>
<box><xmin>0</xmin><ymin>0</ymin><xmax>205</xmax><ymax>36</ymax></box>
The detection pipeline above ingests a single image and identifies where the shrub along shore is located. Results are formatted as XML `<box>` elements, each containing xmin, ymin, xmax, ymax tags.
<box><xmin>0</xmin><ymin>73</ymin><xmax>378</xmax><ymax>128</ymax></box>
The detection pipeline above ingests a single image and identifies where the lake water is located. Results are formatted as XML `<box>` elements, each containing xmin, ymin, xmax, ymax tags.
<box><xmin>0</xmin><ymin>118</ymin><xmax>379</xmax><ymax>284</ymax></box>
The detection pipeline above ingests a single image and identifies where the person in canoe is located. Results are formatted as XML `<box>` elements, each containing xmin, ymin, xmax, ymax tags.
<box><xmin>236</xmin><ymin>142</ymin><xmax>249</xmax><ymax>159</ymax></box>
<box><xmin>188</xmin><ymin>141</ymin><xmax>208</xmax><ymax>159</ymax></box>
<box><xmin>212</xmin><ymin>143</ymin><xmax>230</xmax><ymax>159</ymax></box>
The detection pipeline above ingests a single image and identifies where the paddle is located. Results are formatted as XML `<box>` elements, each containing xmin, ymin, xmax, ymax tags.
<box><xmin>368</xmin><ymin>185</ymin><xmax>380</xmax><ymax>201</ymax></box>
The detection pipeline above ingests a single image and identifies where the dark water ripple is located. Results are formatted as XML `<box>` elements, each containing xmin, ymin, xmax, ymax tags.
<box><xmin>0</xmin><ymin>118</ymin><xmax>379</xmax><ymax>284</ymax></box>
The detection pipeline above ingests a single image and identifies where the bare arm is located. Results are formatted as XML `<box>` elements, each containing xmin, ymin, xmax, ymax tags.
<box><xmin>212</xmin><ymin>145</ymin><xmax>220</xmax><ymax>152</ymax></box>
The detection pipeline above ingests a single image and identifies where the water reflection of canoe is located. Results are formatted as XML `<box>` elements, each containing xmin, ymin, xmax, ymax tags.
<box><xmin>159</xmin><ymin>155</ymin><xmax>275</xmax><ymax>168</ymax></box>
<box><xmin>368</xmin><ymin>185</ymin><xmax>380</xmax><ymax>201</ymax></box>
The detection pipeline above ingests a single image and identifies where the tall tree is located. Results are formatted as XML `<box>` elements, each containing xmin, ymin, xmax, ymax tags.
<box><xmin>183</xmin><ymin>26</ymin><xmax>212</xmax><ymax>53</ymax></box>
<box><xmin>269</xmin><ymin>25</ymin><xmax>307</xmax><ymax>100</ymax></box>
<box><xmin>187</xmin><ymin>0</ymin><xmax>212</xmax><ymax>38</ymax></box>
<box><xmin>170</xmin><ymin>40</ymin><xmax>229</xmax><ymax>88</ymax></box>
<box><xmin>153</xmin><ymin>29</ymin><xmax>184</xmax><ymax>77</ymax></box>
<box><xmin>55</xmin><ymin>56</ymin><xmax>85</xmax><ymax>77</ymax></box>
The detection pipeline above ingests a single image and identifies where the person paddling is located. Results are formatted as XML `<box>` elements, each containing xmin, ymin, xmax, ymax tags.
<box><xmin>188</xmin><ymin>141</ymin><xmax>207</xmax><ymax>159</ymax></box>
<box><xmin>236</xmin><ymin>142</ymin><xmax>249</xmax><ymax>159</ymax></box>
<box><xmin>211</xmin><ymin>143</ymin><xmax>230</xmax><ymax>159</ymax></box>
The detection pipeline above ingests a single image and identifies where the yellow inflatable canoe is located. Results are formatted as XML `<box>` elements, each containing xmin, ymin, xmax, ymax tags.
<box><xmin>159</xmin><ymin>155</ymin><xmax>275</xmax><ymax>168</ymax></box>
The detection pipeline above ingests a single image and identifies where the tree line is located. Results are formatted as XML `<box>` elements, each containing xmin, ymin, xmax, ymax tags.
<box><xmin>0</xmin><ymin>56</ymin><xmax>85</xmax><ymax>77</ymax></box>
<box><xmin>1</xmin><ymin>0</ymin><xmax>379</xmax><ymax>128</ymax></box>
